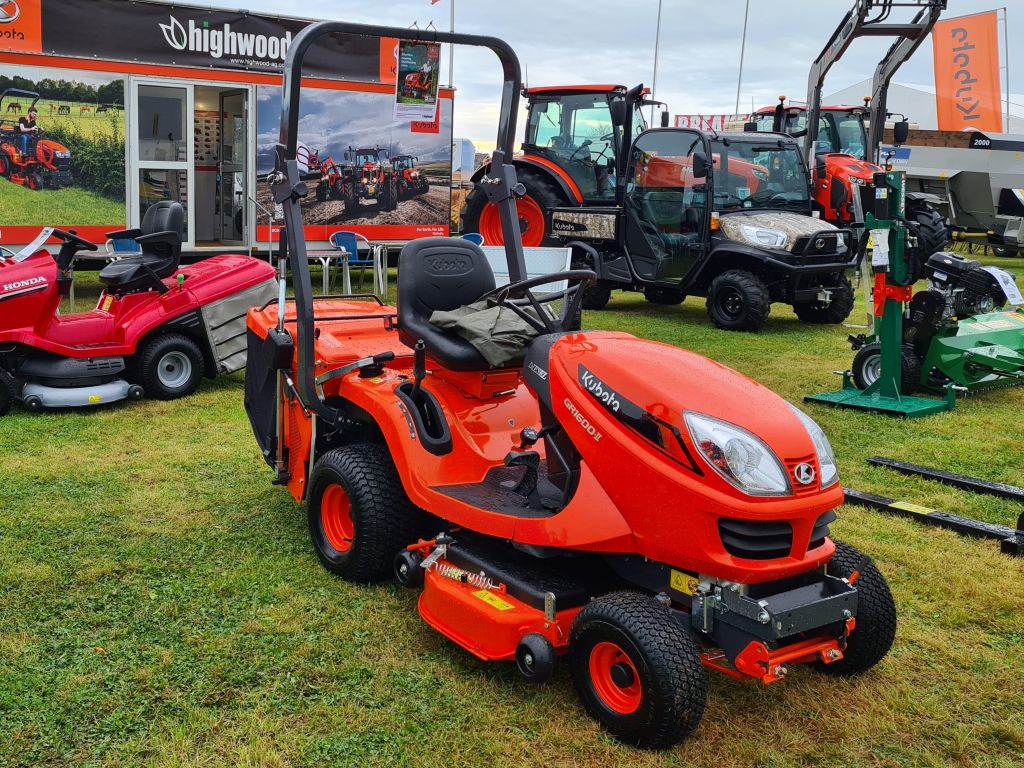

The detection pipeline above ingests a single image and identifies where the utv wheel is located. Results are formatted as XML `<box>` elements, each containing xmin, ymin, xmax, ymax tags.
<box><xmin>644</xmin><ymin>286</ymin><xmax>686</xmax><ymax>306</ymax></box>
<box><xmin>706</xmin><ymin>270</ymin><xmax>771</xmax><ymax>331</ymax></box>
<box><xmin>818</xmin><ymin>542</ymin><xmax>897</xmax><ymax>675</ymax></box>
<box><xmin>851</xmin><ymin>342</ymin><xmax>921</xmax><ymax>394</ymax></box>
<box><xmin>581</xmin><ymin>282</ymin><xmax>613</xmax><ymax>311</ymax></box>
<box><xmin>569</xmin><ymin>592</ymin><xmax>707</xmax><ymax>749</ymax></box>
<box><xmin>461</xmin><ymin>168</ymin><xmax>565</xmax><ymax>247</ymax></box>
<box><xmin>792</xmin><ymin>275</ymin><xmax>855</xmax><ymax>324</ymax></box>
<box><xmin>0</xmin><ymin>369</ymin><xmax>16</xmax><ymax>417</ymax></box>
<box><xmin>308</xmin><ymin>444</ymin><xmax>421</xmax><ymax>583</ymax></box>
<box><xmin>138</xmin><ymin>333</ymin><xmax>204</xmax><ymax>400</ymax></box>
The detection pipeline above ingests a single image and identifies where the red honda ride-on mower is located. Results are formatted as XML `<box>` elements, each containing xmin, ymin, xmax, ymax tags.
<box><xmin>0</xmin><ymin>89</ymin><xmax>72</xmax><ymax>190</ymax></box>
<box><xmin>247</xmin><ymin>22</ymin><xmax>896</xmax><ymax>749</ymax></box>
<box><xmin>0</xmin><ymin>202</ymin><xmax>275</xmax><ymax>416</ymax></box>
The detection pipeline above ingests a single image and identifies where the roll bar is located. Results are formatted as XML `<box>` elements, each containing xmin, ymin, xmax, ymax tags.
<box><xmin>269</xmin><ymin>21</ymin><xmax>526</xmax><ymax>425</ymax></box>
<box><xmin>0</xmin><ymin>89</ymin><xmax>41</xmax><ymax>112</ymax></box>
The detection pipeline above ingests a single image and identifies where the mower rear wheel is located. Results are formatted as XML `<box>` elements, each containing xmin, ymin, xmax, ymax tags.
<box><xmin>569</xmin><ymin>591</ymin><xmax>707</xmax><ymax>749</ymax></box>
<box><xmin>0</xmin><ymin>369</ymin><xmax>16</xmax><ymax>417</ymax></box>
<box><xmin>308</xmin><ymin>444</ymin><xmax>422</xmax><ymax>583</ymax></box>
<box><xmin>137</xmin><ymin>334</ymin><xmax>204</xmax><ymax>400</ymax></box>
<box><xmin>817</xmin><ymin>542</ymin><xmax>897</xmax><ymax>675</ymax></box>
<box><xmin>851</xmin><ymin>342</ymin><xmax>921</xmax><ymax>394</ymax></box>
<box><xmin>28</xmin><ymin>173</ymin><xmax>43</xmax><ymax>190</ymax></box>
<box><xmin>706</xmin><ymin>270</ymin><xmax>771</xmax><ymax>331</ymax></box>
<box><xmin>792</xmin><ymin>275</ymin><xmax>855</xmax><ymax>324</ymax></box>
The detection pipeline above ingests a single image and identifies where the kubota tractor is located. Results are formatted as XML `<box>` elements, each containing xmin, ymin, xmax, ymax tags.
<box><xmin>392</xmin><ymin>154</ymin><xmax>429</xmax><ymax>197</ymax></box>
<box><xmin>0</xmin><ymin>89</ymin><xmax>72</xmax><ymax>191</ymax></box>
<box><xmin>316</xmin><ymin>146</ymin><xmax>398</xmax><ymax>212</ymax></box>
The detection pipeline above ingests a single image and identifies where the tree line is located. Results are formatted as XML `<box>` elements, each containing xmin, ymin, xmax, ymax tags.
<box><xmin>0</xmin><ymin>75</ymin><xmax>125</xmax><ymax>107</ymax></box>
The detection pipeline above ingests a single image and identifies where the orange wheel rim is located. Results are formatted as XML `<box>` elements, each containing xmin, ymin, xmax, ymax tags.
<box><xmin>477</xmin><ymin>194</ymin><xmax>546</xmax><ymax>247</ymax></box>
<box><xmin>589</xmin><ymin>641</ymin><xmax>642</xmax><ymax>715</ymax></box>
<box><xmin>320</xmin><ymin>483</ymin><xmax>353</xmax><ymax>552</ymax></box>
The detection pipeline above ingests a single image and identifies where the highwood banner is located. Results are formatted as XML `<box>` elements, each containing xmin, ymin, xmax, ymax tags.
<box><xmin>932</xmin><ymin>11</ymin><xmax>1003</xmax><ymax>133</ymax></box>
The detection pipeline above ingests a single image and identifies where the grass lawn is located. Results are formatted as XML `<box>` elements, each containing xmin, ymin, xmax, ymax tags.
<box><xmin>2</xmin><ymin>254</ymin><xmax>1023</xmax><ymax>767</ymax></box>
<box><xmin>0</xmin><ymin>177</ymin><xmax>124</xmax><ymax>226</ymax></box>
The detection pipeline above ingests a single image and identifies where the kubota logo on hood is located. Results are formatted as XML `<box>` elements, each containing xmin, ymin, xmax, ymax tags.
<box><xmin>0</xmin><ymin>0</ymin><xmax>20</xmax><ymax>24</ymax></box>
<box><xmin>158</xmin><ymin>14</ymin><xmax>292</xmax><ymax>63</ymax></box>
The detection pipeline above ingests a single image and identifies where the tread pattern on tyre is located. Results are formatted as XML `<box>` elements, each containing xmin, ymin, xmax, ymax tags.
<box><xmin>309</xmin><ymin>443</ymin><xmax>421</xmax><ymax>583</ymax></box>
<box><xmin>793</xmin><ymin>275</ymin><xmax>855</xmax><ymax>324</ymax></box>
<box><xmin>820</xmin><ymin>542</ymin><xmax>897</xmax><ymax>676</ymax></box>
<box><xmin>851</xmin><ymin>342</ymin><xmax>920</xmax><ymax>394</ymax></box>
<box><xmin>0</xmin><ymin>369</ymin><xmax>16</xmax><ymax>417</ymax></box>
<box><xmin>138</xmin><ymin>333</ymin><xmax>204</xmax><ymax>401</ymax></box>
<box><xmin>569</xmin><ymin>591</ymin><xmax>707</xmax><ymax>749</ymax></box>
<box><xmin>906</xmin><ymin>205</ymin><xmax>950</xmax><ymax>281</ymax></box>
<box><xmin>460</xmin><ymin>167</ymin><xmax>565</xmax><ymax>246</ymax></box>
<box><xmin>706</xmin><ymin>269</ymin><xmax>771</xmax><ymax>331</ymax></box>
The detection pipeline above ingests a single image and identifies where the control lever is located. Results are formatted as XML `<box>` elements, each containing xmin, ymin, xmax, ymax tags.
<box><xmin>315</xmin><ymin>351</ymin><xmax>396</xmax><ymax>395</ymax></box>
<box><xmin>411</xmin><ymin>339</ymin><xmax>427</xmax><ymax>402</ymax></box>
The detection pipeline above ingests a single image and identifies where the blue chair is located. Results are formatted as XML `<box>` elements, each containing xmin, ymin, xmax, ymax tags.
<box><xmin>105</xmin><ymin>237</ymin><xmax>143</xmax><ymax>258</ymax></box>
<box><xmin>460</xmin><ymin>232</ymin><xmax>485</xmax><ymax>246</ymax></box>
<box><xmin>329</xmin><ymin>230</ymin><xmax>384</xmax><ymax>297</ymax></box>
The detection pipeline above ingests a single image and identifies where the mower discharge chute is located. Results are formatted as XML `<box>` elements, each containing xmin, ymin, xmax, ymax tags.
<box><xmin>247</xmin><ymin>20</ymin><xmax>897</xmax><ymax>749</ymax></box>
<box><xmin>0</xmin><ymin>89</ymin><xmax>73</xmax><ymax>190</ymax></box>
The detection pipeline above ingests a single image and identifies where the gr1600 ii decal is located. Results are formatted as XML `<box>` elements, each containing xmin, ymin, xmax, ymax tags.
<box><xmin>577</xmin><ymin>363</ymin><xmax>702</xmax><ymax>474</ymax></box>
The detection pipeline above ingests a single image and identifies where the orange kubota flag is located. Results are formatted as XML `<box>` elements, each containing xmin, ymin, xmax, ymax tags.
<box><xmin>933</xmin><ymin>11</ymin><xmax>1003</xmax><ymax>132</ymax></box>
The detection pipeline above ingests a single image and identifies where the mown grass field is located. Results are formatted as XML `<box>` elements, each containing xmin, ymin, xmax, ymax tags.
<box><xmin>0</xmin><ymin>177</ymin><xmax>124</xmax><ymax>227</ymax></box>
<box><xmin>2</xmin><ymin>254</ymin><xmax>1023</xmax><ymax>767</ymax></box>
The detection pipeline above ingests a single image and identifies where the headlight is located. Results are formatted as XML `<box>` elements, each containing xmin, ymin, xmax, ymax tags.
<box><xmin>788</xmin><ymin>404</ymin><xmax>839</xmax><ymax>487</ymax></box>
<box><xmin>739</xmin><ymin>224</ymin><xmax>788</xmax><ymax>249</ymax></box>
<box><xmin>685</xmin><ymin>411</ymin><xmax>791</xmax><ymax>496</ymax></box>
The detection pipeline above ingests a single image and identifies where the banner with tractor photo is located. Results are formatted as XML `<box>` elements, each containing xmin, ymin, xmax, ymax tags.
<box><xmin>0</xmin><ymin>65</ymin><xmax>126</xmax><ymax>244</ymax></box>
<box><xmin>255</xmin><ymin>84</ymin><xmax>454</xmax><ymax>243</ymax></box>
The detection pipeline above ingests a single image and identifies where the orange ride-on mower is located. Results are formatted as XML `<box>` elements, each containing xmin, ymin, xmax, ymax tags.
<box><xmin>0</xmin><ymin>90</ymin><xmax>72</xmax><ymax>190</ymax></box>
<box><xmin>247</xmin><ymin>21</ymin><xmax>897</xmax><ymax>749</ymax></box>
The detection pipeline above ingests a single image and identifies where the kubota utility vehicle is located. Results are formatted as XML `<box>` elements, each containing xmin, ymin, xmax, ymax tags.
<box><xmin>749</xmin><ymin>0</ymin><xmax>949</xmax><ymax>273</ymax></box>
<box><xmin>0</xmin><ymin>89</ymin><xmax>72</xmax><ymax>190</ymax></box>
<box><xmin>461</xmin><ymin>84</ymin><xmax>858</xmax><ymax>330</ymax></box>
<box><xmin>247</xmin><ymin>21</ymin><xmax>897</xmax><ymax>749</ymax></box>
<box><xmin>392</xmin><ymin>154</ymin><xmax>429</xmax><ymax>197</ymax></box>
<box><xmin>0</xmin><ymin>202</ymin><xmax>275</xmax><ymax>416</ymax></box>
<box><xmin>315</xmin><ymin>146</ymin><xmax>398</xmax><ymax>211</ymax></box>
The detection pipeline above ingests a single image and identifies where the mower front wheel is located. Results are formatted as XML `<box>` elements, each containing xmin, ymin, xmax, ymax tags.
<box><xmin>0</xmin><ymin>153</ymin><xmax>9</xmax><ymax>178</ymax></box>
<box><xmin>569</xmin><ymin>591</ymin><xmax>707</xmax><ymax>749</ymax></box>
<box><xmin>818</xmin><ymin>542</ymin><xmax>897</xmax><ymax>675</ymax></box>
<box><xmin>308</xmin><ymin>444</ymin><xmax>422</xmax><ymax>583</ymax></box>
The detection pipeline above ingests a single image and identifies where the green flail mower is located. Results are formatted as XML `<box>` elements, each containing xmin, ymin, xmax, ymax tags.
<box><xmin>808</xmin><ymin>170</ymin><xmax>1024</xmax><ymax>417</ymax></box>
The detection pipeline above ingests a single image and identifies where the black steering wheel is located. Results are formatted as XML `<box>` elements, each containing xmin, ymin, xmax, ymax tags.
<box><xmin>567</xmin><ymin>139</ymin><xmax>593</xmax><ymax>163</ymax></box>
<box><xmin>479</xmin><ymin>269</ymin><xmax>596</xmax><ymax>335</ymax></box>
<box><xmin>51</xmin><ymin>228</ymin><xmax>98</xmax><ymax>252</ymax></box>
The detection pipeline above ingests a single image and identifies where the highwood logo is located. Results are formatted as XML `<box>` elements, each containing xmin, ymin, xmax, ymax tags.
<box><xmin>158</xmin><ymin>15</ymin><xmax>292</xmax><ymax>63</ymax></box>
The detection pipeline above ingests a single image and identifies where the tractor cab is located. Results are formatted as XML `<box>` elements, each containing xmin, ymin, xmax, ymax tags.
<box><xmin>523</xmin><ymin>85</ymin><xmax>647</xmax><ymax>202</ymax></box>
<box><xmin>752</xmin><ymin>104</ymin><xmax>869</xmax><ymax>161</ymax></box>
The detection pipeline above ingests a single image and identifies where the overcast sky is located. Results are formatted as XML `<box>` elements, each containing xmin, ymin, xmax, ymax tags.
<box><xmin>207</xmin><ymin>0</ymin><xmax>1022</xmax><ymax>149</ymax></box>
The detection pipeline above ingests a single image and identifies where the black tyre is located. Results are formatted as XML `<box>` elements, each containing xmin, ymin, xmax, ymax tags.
<box><xmin>992</xmin><ymin>245</ymin><xmax>1019</xmax><ymax>258</ymax></box>
<box><xmin>0</xmin><ymin>152</ymin><xmax>9</xmax><ymax>178</ymax></box>
<box><xmin>644</xmin><ymin>286</ymin><xmax>686</xmax><ymax>306</ymax></box>
<box><xmin>386</xmin><ymin>175</ymin><xmax>399</xmax><ymax>211</ymax></box>
<box><xmin>792</xmin><ymin>275</ymin><xmax>855</xmax><ymax>324</ymax></box>
<box><xmin>706</xmin><ymin>270</ymin><xmax>771</xmax><ymax>331</ymax></box>
<box><xmin>315</xmin><ymin>182</ymin><xmax>327</xmax><ymax>202</ymax></box>
<box><xmin>906</xmin><ymin>204</ymin><xmax>950</xmax><ymax>279</ymax></box>
<box><xmin>516</xmin><ymin>633</ymin><xmax>557</xmax><ymax>683</ymax></box>
<box><xmin>308</xmin><ymin>444</ymin><xmax>421</xmax><ymax>583</ymax></box>
<box><xmin>137</xmin><ymin>333</ymin><xmax>204</xmax><ymax>400</ymax></box>
<box><xmin>851</xmin><ymin>342</ymin><xmax>921</xmax><ymax>394</ymax></box>
<box><xmin>393</xmin><ymin>548</ymin><xmax>424</xmax><ymax>587</ymax></box>
<box><xmin>0</xmin><ymin>369</ymin><xmax>16</xmax><ymax>417</ymax></box>
<box><xmin>460</xmin><ymin>167</ymin><xmax>566</xmax><ymax>247</ymax></box>
<box><xmin>817</xmin><ymin>542</ymin><xmax>897</xmax><ymax>675</ymax></box>
<box><xmin>344</xmin><ymin>183</ymin><xmax>359</xmax><ymax>212</ymax></box>
<box><xmin>581</xmin><ymin>282</ymin><xmax>613</xmax><ymax>311</ymax></box>
<box><xmin>569</xmin><ymin>592</ymin><xmax>707</xmax><ymax>749</ymax></box>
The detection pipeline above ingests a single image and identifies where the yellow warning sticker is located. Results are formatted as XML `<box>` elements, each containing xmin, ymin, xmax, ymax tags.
<box><xmin>473</xmin><ymin>590</ymin><xmax>514</xmax><ymax>611</ymax></box>
<box><xmin>890</xmin><ymin>501</ymin><xmax>935</xmax><ymax>515</ymax></box>
<box><xmin>101</xmin><ymin>295</ymin><xmax>114</xmax><ymax>312</ymax></box>
<box><xmin>88</xmin><ymin>394</ymin><xmax>102</xmax><ymax>403</ymax></box>
<box><xmin>670</xmin><ymin>569</ymin><xmax>699</xmax><ymax>596</ymax></box>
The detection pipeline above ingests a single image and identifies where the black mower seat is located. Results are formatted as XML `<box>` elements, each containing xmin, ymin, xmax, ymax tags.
<box><xmin>100</xmin><ymin>201</ymin><xmax>184</xmax><ymax>293</ymax></box>
<box><xmin>398</xmin><ymin>237</ymin><xmax>507</xmax><ymax>371</ymax></box>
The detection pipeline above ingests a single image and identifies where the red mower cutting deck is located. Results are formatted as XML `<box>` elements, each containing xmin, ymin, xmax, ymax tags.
<box><xmin>246</xmin><ymin>21</ymin><xmax>897</xmax><ymax>749</ymax></box>
<box><xmin>0</xmin><ymin>202</ymin><xmax>275</xmax><ymax>416</ymax></box>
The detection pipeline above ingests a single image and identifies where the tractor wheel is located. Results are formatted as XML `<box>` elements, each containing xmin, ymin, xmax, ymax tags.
<box><xmin>308</xmin><ymin>443</ymin><xmax>422</xmax><ymax>583</ymax></box>
<box><xmin>644</xmin><ymin>286</ymin><xmax>686</xmax><ymax>306</ymax></box>
<box><xmin>460</xmin><ymin>168</ymin><xmax>565</xmax><ymax>247</ymax></box>
<box><xmin>0</xmin><ymin>369</ymin><xmax>17</xmax><ymax>418</ymax></box>
<box><xmin>344</xmin><ymin>183</ymin><xmax>360</xmax><ymax>213</ymax></box>
<box><xmin>816</xmin><ymin>542</ymin><xmax>897</xmax><ymax>676</ymax></box>
<box><xmin>386</xmin><ymin>175</ymin><xmax>399</xmax><ymax>211</ymax></box>
<box><xmin>851</xmin><ymin>342</ymin><xmax>921</xmax><ymax>394</ymax></box>
<box><xmin>569</xmin><ymin>591</ymin><xmax>707</xmax><ymax>749</ymax></box>
<box><xmin>792</xmin><ymin>275</ymin><xmax>855</xmax><ymax>324</ymax></box>
<box><xmin>905</xmin><ymin>204</ymin><xmax>949</xmax><ymax>279</ymax></box>
<box><xmin>315</xmin><ymin>182</ymin><xmax>327</xmax><ymax>203</ymax></box>
<box><xmin>706</xmin><ymin>270</ymin><xmax>771</xmax><ymax>331</ymax></box>
<box><xmin>137</xmin><ymin>333</ymin><xmax>204</xmax><ymax>401</ymax></box>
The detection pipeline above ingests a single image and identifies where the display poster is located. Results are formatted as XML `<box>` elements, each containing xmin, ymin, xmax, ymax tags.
<box><xmin>394</xmin><ymin>40</ymin><xmax>441</xmax><ymax>123</ymax></box>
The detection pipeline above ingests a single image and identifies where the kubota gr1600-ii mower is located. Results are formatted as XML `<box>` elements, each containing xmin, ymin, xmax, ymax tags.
<box><xmin>247</xmin><ymin>21</ymin><xmax>897</xmax><ymax>749</ymax></box>
<box><xmin>0</xmin><ymin>89</ymin><xmax>72</xmax><ymax>190</ymax></box>
<box><xmin>0</xmin><ymin>203</ymin><xmax>275</xmax><ymax>416</ymax></box>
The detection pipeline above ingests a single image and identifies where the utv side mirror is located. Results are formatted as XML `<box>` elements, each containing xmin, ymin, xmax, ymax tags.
<box><xmin>660</xmin><ymin>111</ymin><xmax>669</xmax><ymax>128</ymax></box>
<box><xmin>692</xmin><ymin>152</ymin><xmax>709</xmax><ymax>179</ymax></box>
<box><xmin>893</xmin><ymin>120</ymin><xmax>910</xmax><ymax>146</ymax></box>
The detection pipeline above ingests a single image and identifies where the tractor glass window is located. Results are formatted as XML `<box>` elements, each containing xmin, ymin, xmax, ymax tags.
<box><xmin>526</xmin><ymin>99</ymin><xmax>564</xmax><ymax>149</ymax></box>
<box><xmin>527</xmin><ymin>93</ymin><xmax>616</xmax><ymax>201</ymax></box>
<box><xmin>709</xmin><ymin>139</ymin><xmax>809</xmax><ymax>212</ymax></box>
<box><xmin>836</xmin><ymin>115</ymin><xmax>866</xmax><ymax>159</ymax></box>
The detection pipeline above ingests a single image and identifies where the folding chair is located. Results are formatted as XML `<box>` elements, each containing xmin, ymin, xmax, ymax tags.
<box><xmin>329</xmin><ymin>230</ymin><xmax>386</xmax><ymax>299</ymax></box>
